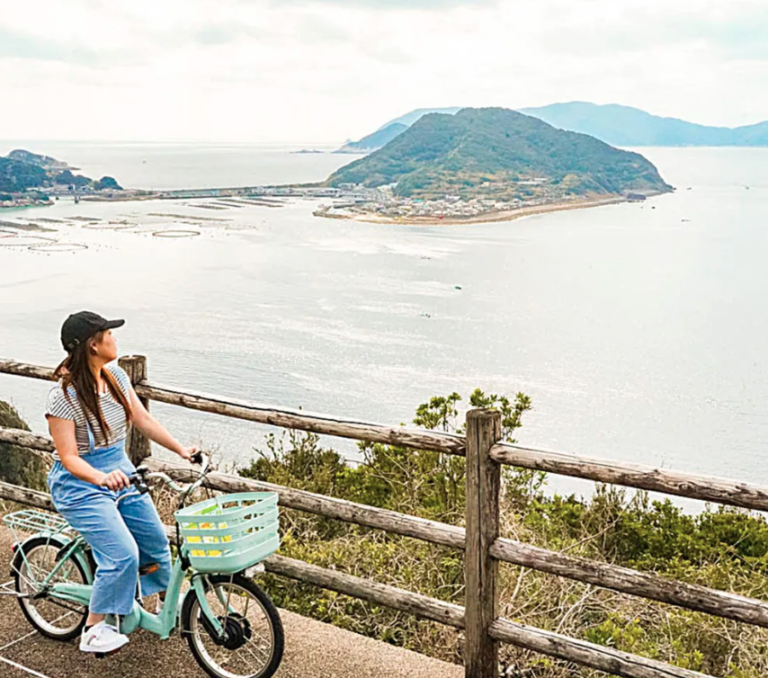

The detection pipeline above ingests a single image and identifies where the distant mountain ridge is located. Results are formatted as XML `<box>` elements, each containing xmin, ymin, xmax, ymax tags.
<box><xmin>335</xmin><ymin>123</ymin><xmax>409</xmax><ymax>154</ymax></box>
<box><xmin>339</xmin><ymin>103</ymin><xmax>768</xmax><ymax>152</ymax></box>
<box><xmin>519</xmin><ymin>102</ymin><xmax>768</xmax><ymax>147</ymax></box>
<box><xmin>328</xmin><ymin>107</ymin><xmax>672</xmax><ymax>200</ymax></box>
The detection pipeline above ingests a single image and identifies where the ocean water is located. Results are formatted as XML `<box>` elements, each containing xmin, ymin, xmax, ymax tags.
<box><xmin>0</xmin><ymin>141</ymin><xmax>351</xmax><ymax>190</ymax></box>
<box><xmin>1</xmin><ymin>143</ymin><xmax>767</xmax><ymax>502</ymax></box>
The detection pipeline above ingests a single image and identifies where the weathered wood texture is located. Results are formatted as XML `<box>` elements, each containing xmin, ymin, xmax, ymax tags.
<box><xmin>0</xmin><ymin>427</ymin><xmax>54</xmax><ymax>470</ymax></box>
<box><xmin>118</xmin><ymin>355</ymin><xmax>152</xmax><ymax>464</ymax></box>
<box><xmin>491</xmin><ymin>538</ymin><xmax>768</xmax><ymax>628</ymax></box>
<box><xmin>0</xmin><ymin>480</ymin><xmax>54</xmax><ymax>511</ymax></box>
<box><xmin>0</xmin><ymin>427</ymin><xmax>54</xmax><ymax>454</ymax></box>
<box><xmin>464</xmin><ymin>409</ymin><xmax>502</xmax><ymax>678</ymax></box>
<box><xmin>262</xmin><ymin>553</ymin><xmax>465</xmax><ymax>629</ymax></box>
<box><xmin>492</xmin><ymin>442</ymin><xmax>768</xmax><ymax>512</ymax></box>
<box><xmin>143</xmin><ymin>457</ymin><xmax>466</xmax><ymax>549</ymax></box>
<box><xmin>489</xmin><ymin>618</ymin><xmax>714</xmax><ymax>678</ymax></box>
<box><xmin>136</xmin><ymin>380</ymin><xmax>466</xmax><ymax>455</ymax></box>
<box><xmin>0</xmin><ymin>359</ymin><xmax>56</xmax><ymax>382</ymax></box>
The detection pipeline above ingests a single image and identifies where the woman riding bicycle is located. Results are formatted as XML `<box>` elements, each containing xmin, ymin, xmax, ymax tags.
<box><xmin>45</xmin><ymin>311</ymin><xmax>197</xmax><ymax>655</ymax></box>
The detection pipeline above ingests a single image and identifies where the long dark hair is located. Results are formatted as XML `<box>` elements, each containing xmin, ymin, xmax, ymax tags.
<box><xmin>54</xmin><ymin>330</ymin><xmax>132</xmax><ymax>439</ymax></box>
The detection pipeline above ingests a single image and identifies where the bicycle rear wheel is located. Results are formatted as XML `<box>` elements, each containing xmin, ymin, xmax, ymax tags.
<box><xmin>182</xmin><ymin>573</ymin><xmax>284</xmax><ymax>678</ymax></box>
<box><xmin>13</xmin><ymin>536</ymin><xmax>90</xmax><ymax>640</ymax></box>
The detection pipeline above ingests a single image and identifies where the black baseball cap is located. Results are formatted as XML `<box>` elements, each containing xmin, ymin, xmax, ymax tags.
<box><xmin>61</xmin><ymin>311</ymin><xmax>125</xmax><ymax>352</ymax></box>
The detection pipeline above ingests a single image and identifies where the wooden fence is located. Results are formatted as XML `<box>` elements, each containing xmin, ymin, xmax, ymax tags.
<box><xmin>2</xmin><ymin>355</ymin><xmax>768</xmax><ymax>678</ymax></box>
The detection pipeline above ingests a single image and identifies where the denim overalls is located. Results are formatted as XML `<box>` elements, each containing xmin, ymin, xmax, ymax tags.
<box><xmin>47</xmin><ymin>424</ymin><xmax>172</xmax><ymax>616</ymax></box>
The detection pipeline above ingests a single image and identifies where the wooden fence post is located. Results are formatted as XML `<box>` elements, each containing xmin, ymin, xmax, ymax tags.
<box><xmin>465</xmin><ymin>408</ymin><xmax>502</xmax><ymax>678</ymax></box>
<box><xmin>118</xmin><ymin>355</ymin><xmax>151</xmax><ymax>465</ymax></box>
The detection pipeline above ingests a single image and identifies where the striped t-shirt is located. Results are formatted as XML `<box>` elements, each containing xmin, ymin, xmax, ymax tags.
<box><xmin>45</xmin><ymin>363</ymin><xmax>132</xmax><ymax>458</ymax></box>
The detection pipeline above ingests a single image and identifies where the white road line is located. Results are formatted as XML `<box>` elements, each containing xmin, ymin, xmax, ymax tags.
<box><xmin>0</xmin><ymin>629</ymin><xmax>38</xmax><ymax>653</ymax></box>
<box><xmin>0</xmin><ymin>611</ymin><xmax>74</xmax><ymax>653</ymax></box>
<box><xmin>0</xmin><ymin>655</ymin><xmax>53</xmax><ymax>678</ymax></box>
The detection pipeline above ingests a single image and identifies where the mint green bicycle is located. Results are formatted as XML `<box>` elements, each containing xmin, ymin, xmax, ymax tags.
<box><xmin>4</xmin><ymin>453</ymin><xmax>284</xmax><ymax>678</ymax></box>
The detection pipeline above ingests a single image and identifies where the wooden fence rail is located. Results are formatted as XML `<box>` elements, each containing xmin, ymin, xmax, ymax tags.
<box><xmin>491</xmin><ymin>538</ymin><xmax>768</xmax><ymax>628</ymax></box>
<box><xmin>3</xmin><ymin>354</ymin><xmax>766</xmax><ymax>678</ymax></box>
<box><xmin>488</xmin><ymin>619</ymin><xmax>712</xmax><ymax>678</ymax></box>
<box><xmin>492</xmin><ymin>442</ymin><xmax>768</xmax><ymax>512</ymax></box>
<box><xmin>0</xmin><ymin>357</ymin><xmax>466</xmax><ymax>455</ymax></box>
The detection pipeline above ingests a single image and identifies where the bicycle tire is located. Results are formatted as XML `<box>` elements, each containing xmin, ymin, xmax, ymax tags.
<box><xmin>182</xmin><ymin>573</ymin><xmax>284</xmax><ymax>678</ymax></box>
<box><xmin>13</xmin><ymin>536</ymin><xmax>91</xmax><ymax>641</ymax></box>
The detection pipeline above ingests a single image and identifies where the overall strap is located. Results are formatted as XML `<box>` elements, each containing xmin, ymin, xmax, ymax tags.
<box><xmin>65</xmin><ymin>384</ymin><xmax>97</xmax><ymax>456</ymax></box>
<box><xmin>85</xmin><ymin>417</ymin><xmax>96</xmax><ymax>455</ymax></box>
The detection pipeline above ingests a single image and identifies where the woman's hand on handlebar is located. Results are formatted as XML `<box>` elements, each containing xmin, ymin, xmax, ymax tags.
<box><xmin>177</xmin><ymin>445</ymin><xmax>198</xmax><ymax>462</ymax></box>
<box><xmin>99</xmin><ymin>469</ymin><xmax>131</xmax><ymax>491</ymax></box>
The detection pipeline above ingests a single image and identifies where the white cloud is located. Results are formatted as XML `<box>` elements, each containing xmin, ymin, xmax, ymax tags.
<box><xmin>0</xmin><ymin>0</ymin><xmax>765</xmax><ymax>142</ymax></box>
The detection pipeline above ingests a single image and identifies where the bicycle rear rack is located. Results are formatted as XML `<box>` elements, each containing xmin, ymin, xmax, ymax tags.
<box><xmin>3</xmin><ymin>510</ymin><xmax>76</xmax><ymax>539</ymax></box>
<box><xmin>2</xmin><ymin>511</ymin><xmax>79</xmax><ymax>600</ymax></box>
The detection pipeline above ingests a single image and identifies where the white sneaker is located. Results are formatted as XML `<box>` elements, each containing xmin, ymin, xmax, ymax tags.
<box><xmin>80</xmin><ymin>621</ymin><xmax>129</xmax><ymax>654</ymax></box>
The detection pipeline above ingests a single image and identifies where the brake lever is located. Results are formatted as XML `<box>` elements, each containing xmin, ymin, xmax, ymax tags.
<box><xmin>190</xmin><ymin>450</ymin><xmax>216</xmax><ymax>473</ymax></box>
<box><xmin>128</xmin><ymin>473</ymin><xmax>150</xmax><ymax>495</ymax></box>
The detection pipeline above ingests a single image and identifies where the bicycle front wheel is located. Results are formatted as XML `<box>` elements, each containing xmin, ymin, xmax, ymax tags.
<box><xmin>182</xmin><ymin>573</ymin><xmax>284</xmax><ymax>678</ymax></box>
<box><xmin>13</xmin><ymin>536</ymin><xmax>90</xmax><ymax>640</ymax></box>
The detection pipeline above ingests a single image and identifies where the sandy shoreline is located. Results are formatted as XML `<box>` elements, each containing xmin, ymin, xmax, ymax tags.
<box><xmin>320</xmin><ymin>195</ymin><xmax>633</xmax><ymax>226</ymax></box>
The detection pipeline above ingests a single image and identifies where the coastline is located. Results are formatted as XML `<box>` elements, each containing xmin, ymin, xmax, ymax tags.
<box><xmin>320</xmin><ymin>195</ymin><xmax>632</xmax><ymax>226</ymax></box>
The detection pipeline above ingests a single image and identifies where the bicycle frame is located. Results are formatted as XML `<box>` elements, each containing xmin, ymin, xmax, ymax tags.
<box><xmin>42</xmin><ymin>547</ymin><xmax>227</xmax><ymax>640</ymax></box>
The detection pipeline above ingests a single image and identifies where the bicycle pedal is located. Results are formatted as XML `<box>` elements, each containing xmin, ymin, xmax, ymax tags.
<box><xmin>139</xmin><ymin>562</ymin><xmax>160</xmax><ymax>576</ymax></box>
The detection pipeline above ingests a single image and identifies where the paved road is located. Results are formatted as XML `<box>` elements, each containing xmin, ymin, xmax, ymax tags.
<box><xmin>0</xmin><ymin>528</ymin><xmax>461</xmax><ymax>678</ymax></box>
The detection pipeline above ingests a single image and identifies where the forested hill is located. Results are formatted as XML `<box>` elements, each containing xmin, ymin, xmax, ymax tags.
<box><xmin>0</xmin><ymin>150</ymin><xmax>122</xmax><ymax>195</ymax></box>
<box><xmin>0</xmin><ymin>157</ymin><xmax>48</xmax><ymax>193</ymax></box>
<box><xmin>327</xmin><ymin>108</ymin><xmax>672</xmax><ymax>199</ymax></box>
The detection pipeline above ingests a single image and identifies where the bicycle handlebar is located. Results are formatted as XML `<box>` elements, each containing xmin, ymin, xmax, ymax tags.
<box><xmin>118</xmin><ymin>452</ymin><xmax>214</xmax><ymax>504</ymax></box>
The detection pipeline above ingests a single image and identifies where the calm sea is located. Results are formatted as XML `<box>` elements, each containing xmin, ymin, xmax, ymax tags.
<box><xmin>1</xmin><ymin>142</ymin><xmax>767</xmax><ymax>501</ymax></box>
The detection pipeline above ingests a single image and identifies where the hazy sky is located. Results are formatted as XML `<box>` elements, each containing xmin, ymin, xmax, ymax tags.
<box><xmin>1</xmin><ymin>0</ymin><xmax>766</xmax><ymax>142</ymax></box>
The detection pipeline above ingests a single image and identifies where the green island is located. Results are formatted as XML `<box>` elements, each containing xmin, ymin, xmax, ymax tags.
<box><xmin>0</xmin><ymin>150</ymin><xmax>122</xmax><ymax>208</ymax></box>
<box><xmin>320</xmin><ymin>107</ymin><xmax>673</xmax><ymax>223</ymax></box>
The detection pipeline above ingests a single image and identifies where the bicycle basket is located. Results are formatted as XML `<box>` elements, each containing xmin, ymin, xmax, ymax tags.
<box><xmin>175</xmin><ymin>492</ymin><xmax>279</xmax><ymax>573</ymax></box>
